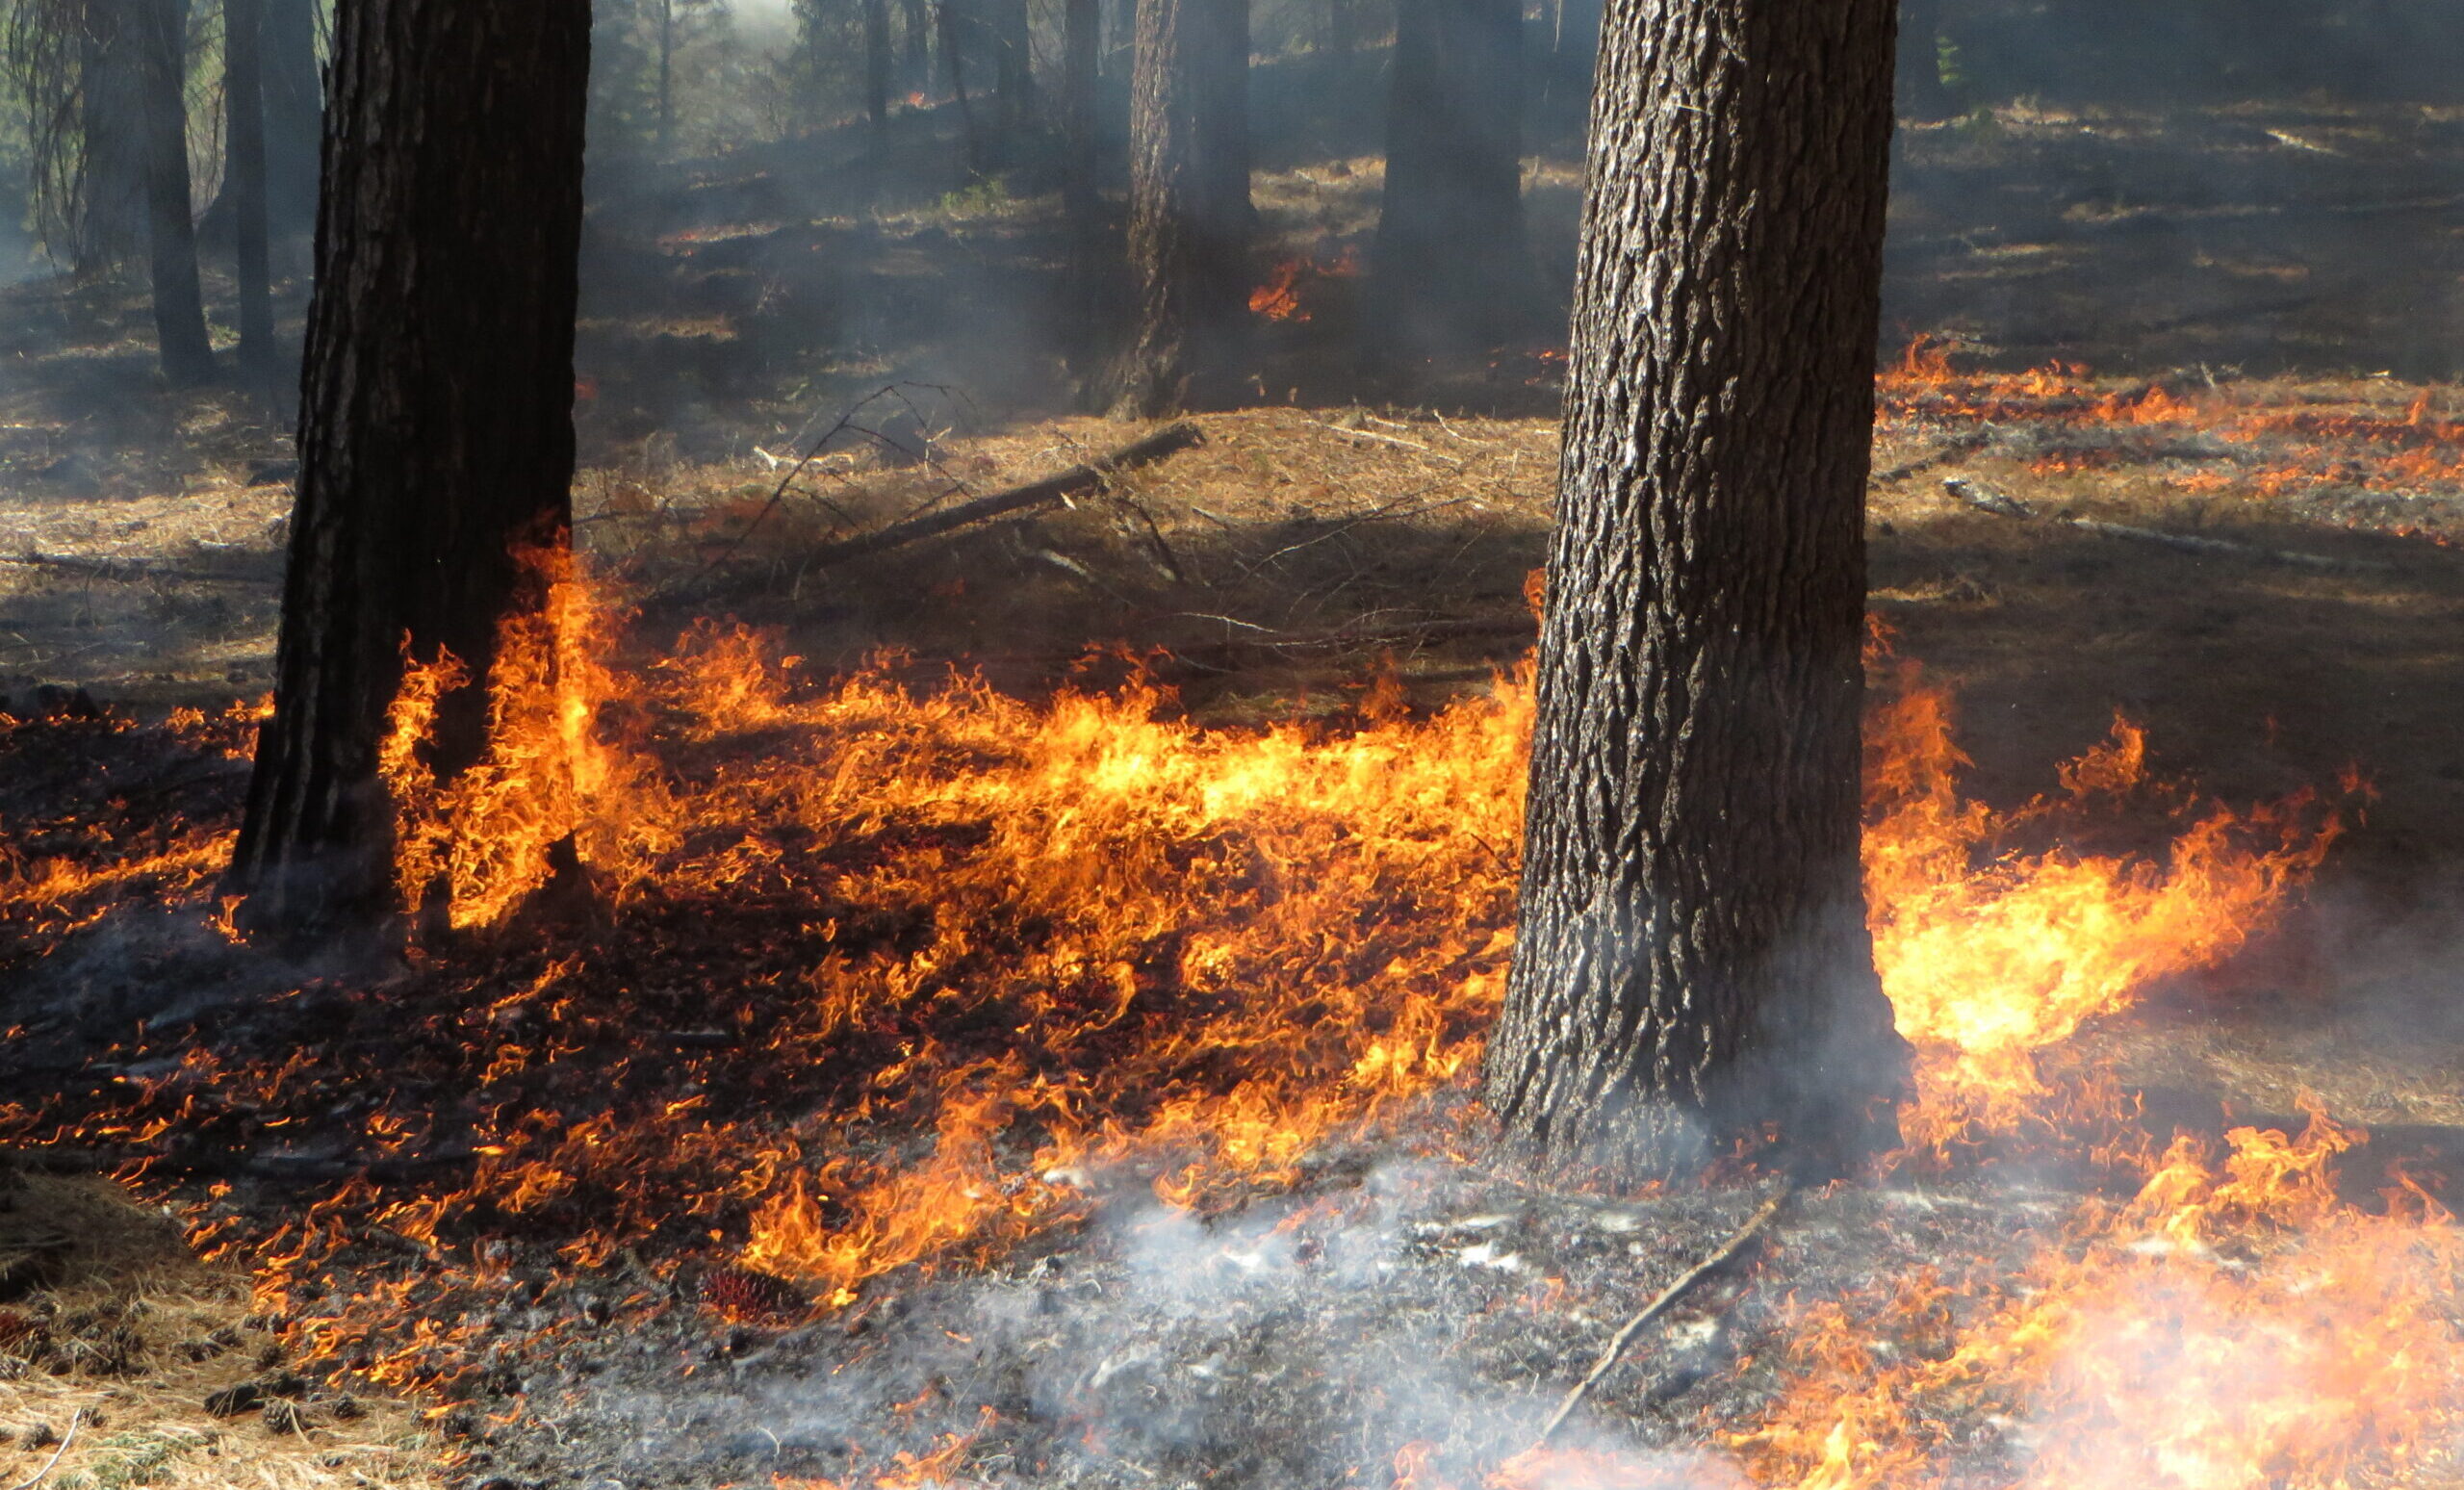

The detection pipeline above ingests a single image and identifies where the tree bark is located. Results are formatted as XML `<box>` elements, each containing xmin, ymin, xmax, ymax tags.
<box><xmin>937</xmin><ymin>0</ymin><xmax>982</xmax><ymax>167</ymax></box>
<box><xmin>259</xmin><ymin>0</ymin><xmax>320</xmax><ymax>235</ymax></box>
<box><xmin>134</xmin><ymin>0</ymin><xmax>215</xmax><ymax>384</ymax></box>
<box><xmin>1107</xmin><ymin>0</ymin><xmax>1248</xmax><ymax>416</ymax></box>
<box><xmin>228</xmin><ymin>0</ymin><xmax>592</xmax><ymax>941</ymax></box>
<box><xmin>1369</xmin><ymin>0</ymin><xmax>1528</xmax><ymax>360</ymax></box>
<box><xmin>1483</xmin><ymin>0</ymin><xmax>1908</xmax><ymax>1176</ymax></box>
<box><xmin>225</xmin><ymin>0</ymin><xmax>277</xmax><ymax>384</ymax></box>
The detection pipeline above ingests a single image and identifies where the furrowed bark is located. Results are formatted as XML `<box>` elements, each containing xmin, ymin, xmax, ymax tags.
<box><xmin>1483</xmin><ymin>0</ymin><xmax>1909</xmax><ymax>1176</ymax></box>
<box><xmin>229</xmin><ymin>0</ymin><xmax>593</xmax><ymax>942</ymax></box>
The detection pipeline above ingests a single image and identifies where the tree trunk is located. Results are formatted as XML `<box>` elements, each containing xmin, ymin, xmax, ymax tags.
<box><xmin>656</xmin><ymin>0</ymin><xmax>675</xmax><ymax>151</ymax></box>
<box><xmin>1369</xmin><ymin>0</ymin><xmax>1527</xmax><ymax>360</ymax></box>
<box><xmin>1896</xmin><ymin>0</ymin><xmax>1950</xmax><ymax>121</ymax></box>
<box><xmin>1107</xmin><ymin>0</ymin><xmax>1248</xmax><ymax>416</ymax></box>
<box><xmin>901</xmin><ymin>0</ymin><xmax>930</xmax><ymax>91</ymax></box>
<box><xmin>225</xmin><ymin>0</ymin><xmax>277</xmax><ymax>384</ymax></box>
<box><xmin>992</xmin><ymin>0</ymin><xmax>1035</xmax><ymax>140</ymax></box>
<box><xmin>1483</xmin><ymin>0</ymin><xmax>1907</xmax><ymax>1176</ymax></box>
<box><xmin>937</xmin><ymin>0</ymin><xmax>982</xmax><ymax>166</ymax></box>
<box><xmin>134</xmin><ymin>0</ymin><xmax>215</xmax><ymax>384</ymax></box>
<box><xmin>76</xmin><ymin>0</ymin><xmax>148</xmax><ymax>271</ymax></box>
<box><xmin>1061</xmin><ymin>0</ymin><xmax>1108</xmax><ymax>383</ymax></box>
<box><xmin>228</xmin><ymin>0</ymin><xmax>592</xmax><ymax>942</ymax></box>
<box><xmin>864</xmin><ymin>0</ymin><xmax>893</xmax><ymax>129</ymax></box>
<box><xmin>259</xmin><ymin>0</ymin><xmax>321</xmax><ymax>237</ymax></box>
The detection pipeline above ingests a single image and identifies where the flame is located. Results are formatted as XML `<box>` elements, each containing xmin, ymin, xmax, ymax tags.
<box><xmin>1249</xmin><ymin>248</ymin><xmax>1361</xmax><ymax>321</ymax></box>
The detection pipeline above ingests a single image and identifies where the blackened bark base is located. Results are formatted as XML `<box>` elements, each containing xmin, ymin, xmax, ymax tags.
<box><xmin>1482</xmin><ymin>0</ymin><xmax>1909</xmax><ymax>1177</ymax></box>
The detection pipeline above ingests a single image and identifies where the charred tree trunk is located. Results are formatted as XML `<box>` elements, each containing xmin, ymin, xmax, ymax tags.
<box><xmin>76</xmin><ymin>0</ymin><xmax>147</xmax><ymax>270</ymax></box>
<box><xmin>1483</xmin><ymin>0</ymin><xmax>1908</xmax><ymax>1176</ymax></box>
<box><xmin>135</xmin><ymin>0</ymin><xmax>214</xmax><ymax>384</ymax></box>
<box><xmin>1369</xmin><ymin>0</ymin><xmax>1527</xmax><ymax>361</ymax></box>
<box><xmin>1895</xmin><ymin>0</ymin><xmax>1949</xmax><ymax>121</ymax></box>
<box><xmin>260</xmin><ymin>0</ymin><xmax>320</xmax><ymax>237</ymax></box>
<box><xmin>655</xmin><ymin>0</ymin><xmax>676</xmax><ymax>151</ymax></box>
<box><xmin>225</xmin><ymin>0</ymin><xmax>276</xmax><ymax>384</ymax></box>
<box><xmin>1107</xmin><ymin>0</ymin><xmax>1248</xmax><ymax>416</ymax></box>
<box><xmin>864</xmin><ymin>0</ymin><xmax>894</xmax><ymax>129</ymax></box>
<box><xmin>229</xmin><ymin>0</ymin><xmax>592</xmax><ymax>942</ymax></box>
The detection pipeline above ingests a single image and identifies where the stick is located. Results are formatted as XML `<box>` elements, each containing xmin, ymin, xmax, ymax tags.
<box><xmin>8</xmin><ymin>1411</ymin><xmax>82</xmax><ymax>1490</ymax></box>
<box><xmin>798</xmin><ymin>422</ymin><xmax>1205</xmax><ymax>568</ymax></box>
<box><xmin>1536</xmin><ymin>1188</ymin><xmax>1790</xmax><ymax>1445</ymax></box>
<box><xmin>1943</xmin><ymin>477</ymin><xmax>2391</xmax><ymax>572</ymax></box>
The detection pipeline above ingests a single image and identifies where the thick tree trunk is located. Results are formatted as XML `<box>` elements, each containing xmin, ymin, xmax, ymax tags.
<box><xmin>259</xmin><ymin>0</ymin><xmax>321</xmax><ymax>235</ymax></box>
<box><xmin>134</xmin><ymin>0</ymin><xmax>215</xmax><ymax>384</ymax></box>
<box><xmin>76</xmin><ymin>0</ymin><xmax>147</xmax><ymax>271</ymax></box>
<box><xmin>1107</xmin><ymin>0</ymin><xmax>1248</xmax><ymax>416</ymax></box>
<box><xmin>864</xmin><ymin>0</ymin><xmax>894</xmax><ymax>129</ymax></box>
<box><xmin>229</xmin><ymin>0</ymin><xmax>592</xmax><ymax>941</ymax></box>
<box><xmin>1369</xmin><ymin>0</ymin><xmax>1527</xmax><ymax>360</ymax></box>
<box><xmin>1483</xmin><ymin>0</ymin><xmax>1908</xmax><ymax>1176</ymax></box>
<box><xmin>225</xmin><ymin>0</ymin><xmax>277</xmax><ymax>384</ymax></box>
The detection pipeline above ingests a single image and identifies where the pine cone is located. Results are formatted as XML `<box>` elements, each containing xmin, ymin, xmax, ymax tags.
<box><xmin>697</xmin><ymin>1265</ymin><xmax>807</xmax><ymax>1320</ymax></box>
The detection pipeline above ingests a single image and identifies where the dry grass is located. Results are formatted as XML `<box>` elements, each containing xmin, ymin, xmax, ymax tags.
<box><xmin>0</xmin><ymin>1170</ymin><xmax>435</xmax><ymax>1490</ymax></box>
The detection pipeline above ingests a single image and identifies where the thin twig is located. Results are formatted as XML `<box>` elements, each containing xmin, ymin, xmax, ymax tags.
<box><xmin>1536</xmin><ymin>1187</ymin><xmax>1791</xmax><ymax>1445</ymax></box>
<box><xmin>9</xmin><ymin>1410</ymin><xmax>82</xmax><ymax>1490</ymax></box>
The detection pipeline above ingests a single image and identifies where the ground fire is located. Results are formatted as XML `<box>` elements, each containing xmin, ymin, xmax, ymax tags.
<box><xmin>10</xmin><ymin>2</ymin><xmax>2464</xmax><ymax>1486</ymax></box>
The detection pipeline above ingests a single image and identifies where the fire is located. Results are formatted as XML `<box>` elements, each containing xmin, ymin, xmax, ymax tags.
<box><xmin>1249</xmin><ymin>247</ymin><xmax>1361</xmax><ymax>322</ymax></box>
<box><xmin>1861</xmin><ymin>661</ymin><xmax>2342</xmax><ymax>1147</ymax></box>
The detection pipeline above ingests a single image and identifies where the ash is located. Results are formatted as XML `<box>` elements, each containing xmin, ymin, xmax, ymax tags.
<box><xmin>474</xmin><ymin>1154</ymin><xmax>2060</xmax><ymax>1490</ymax></box>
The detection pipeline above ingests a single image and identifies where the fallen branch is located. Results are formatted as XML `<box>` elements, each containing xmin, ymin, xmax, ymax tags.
<box><xmin>1537</xmin><ymin>1187</ymin><xmax>1790</xmax><ymax>1445</ymax></box>
<box><xmin>1943</xmin><ymin>476</ymin><xmax>2391</xmax><ymax>572</ymax></box>
<box><xmin>798</xmin><ymin>422</ymin><xmax>1205</xmax><ymax>569</ymax></box>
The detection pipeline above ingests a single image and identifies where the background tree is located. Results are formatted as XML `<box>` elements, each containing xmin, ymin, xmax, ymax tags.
<box><xmin>229</xmin><ymin>0</ymin><xmax>594</xmax><ymax>939</ymax></box>
<box><xmin>224</xmin><ymin>0</ymin><xmax>275</xmax><ymax>383</ymax></box>
<box><xmin>259</xmin><ymin>0</ymin><xmax>318</xmax><ymax>233</ymax></box>
<box><xmin>133</xmin><ymin>0</ymin><xmax>212</xmax><ymax>383</ymax></box>
<box><xmin>1106</xmin><ymin>0</ymin><xmax>1249</xmax><ymax>416</ymax></box>
<box><xmin>1368</xmin><ymin>0</ymin><xmax>1527</xmax><ymax>361</ymax></box>
<box><xmin>1897</xmin><ymin>0</ymin><xmax>1951</xmax><ymax>121</ymax></box>
<box><xmin>1483</xmin><ymin>0</ymin><xmax>1908</xmax><ymax>1174</ymax></box>
<box><xmin>862</xmin><ymin>0</ymin><xmax>891</xmax><ymax>128</ymax></box>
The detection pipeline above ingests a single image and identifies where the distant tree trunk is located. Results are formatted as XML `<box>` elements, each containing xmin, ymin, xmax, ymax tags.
<box><xmin>937</xmin><ymin>0</ymin><xmax>982</xmax><ymax>165</ymax></box>
<box><xmin>901</xmin><ymin>0</ymin><xmax>930</xmax><ymax>90</ymax></box>
<box><xmin>1107</xmin><ymin>0</ymin><xmax>1248</xmax><ymax>415</ymax></box>
<box><xmin>655</xmin><ymin>0</ymin><xmax>676</xmax><ymax>151</ymax></box>
<box><xmin>225</xmin><ymin>0</ymin><xmax>276</xmax><ymax>383</ymax></box>
<box><xmin>1325</xmin><ymin>0</ymin><xmax>1356</xmax><ymax>53</ymax></box>
<box><xmin>1061</xmin><ymin>0</ymin><xmax>1107</xmax><ymax>382</ymax></box>
<box><xmin>76</xmin><ymin>0</ymin><xmax>147</xmax><ymax>271</ymax></box>
<box><xmin>260</xmin><ymin>0</ymin><xmax>321</xmax><ymax>236</ymax></box>
<box><xmin>1483</xmin><ymin>0</ymin><xmax>1908</xmax><ymax>1175</ymax></box>
<box><xmin>134</xmin><ymin>0</ymin><xmax>214</xmax><ymax>384</ymax></box>
<box><xmin>864</xmin><ymin>0</ymin><xmax>893</xmax><ymax>128</ymax></box>
<box><xmin>1369</xmin><ymin>0</ymin><xmax>1527</xmax><ymax>360</ymax></box>
<box><xmin>1896</xmin><ymin>0</ymin><xmax>1950</xmax><ymax>121</ymax></box>
<box><xmin>229</xmin><ymin>0</ymin><xmax>592</xmax><ymax>942</ymax></box>
<box><xmin>992</xmin><ymin>0</ymin><xmax>1034</xmax><ymax>137</ymax></box>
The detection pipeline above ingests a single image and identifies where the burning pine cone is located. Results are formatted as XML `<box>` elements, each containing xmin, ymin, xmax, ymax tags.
<box><xmin>697</xmin><ymin>1264</ymin><xmax>807</xmax><ymax>1321</ymax></box>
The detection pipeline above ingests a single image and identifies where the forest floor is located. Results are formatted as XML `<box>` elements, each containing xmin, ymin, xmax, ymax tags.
<box><xmin>5</xmin><ymin>71</ymin><xmax>2464</xmax><ymax>1490</ymax></box>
